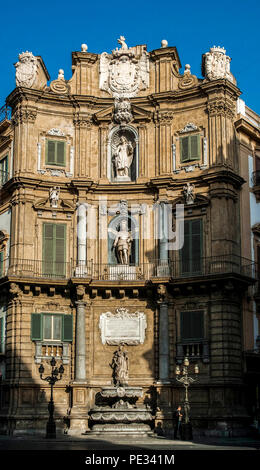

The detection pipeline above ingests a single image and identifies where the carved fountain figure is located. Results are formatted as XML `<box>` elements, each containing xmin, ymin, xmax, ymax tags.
<box><xmin>87</xmin><ymin>344</ymin><xmax>153</xmax><ymax>436</ymax></box>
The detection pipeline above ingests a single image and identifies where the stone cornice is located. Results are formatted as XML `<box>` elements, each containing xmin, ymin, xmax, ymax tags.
<box><xmin>200</xmin><ymin>78</ymin><xmax>241</xmax><ymax>99</ymax></box>
<box><xmin>150</xmin><ymin>47</ymin><xmax>182</xmax><ymax>69</ymax></box>
<box><xmin>235</xmin><ymin>117</ymin><xmax>260</xmax><ymax>144</ymax></box>
<box><xmin>71</xmin><ymin>51</ymin><xmax>98</xmax><ymax>66</ymax></box>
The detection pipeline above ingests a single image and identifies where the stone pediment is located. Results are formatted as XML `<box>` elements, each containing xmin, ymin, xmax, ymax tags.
<box><xmin>33</xmin><ymin>197</ymin><xmax>74</xmax><ymax>212</ymax></box>
<box><xmin>173</xmin><ymin>193</ymin><xmax>210</xmax><ymax>207</ymax></box>
<box><xmin>93</xmin><ymin>105</ymin><xmax>114</xmax><ymax>123</ymax></box>
<box><xmin>94</xmin><ymin>103</ymin><xmax>152</xmax><ymax>124</ymax></box>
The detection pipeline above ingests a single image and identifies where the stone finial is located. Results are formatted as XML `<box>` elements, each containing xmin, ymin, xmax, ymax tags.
<box><xmin>58</xmin><ymin>69</ymin><xmax>64</xmax><ymax>80</ymax></box>
<box><xmin>81</xmin><ymin>44</ymin><xmax>88</xmax><ymax>52</ymax></box>
<box><xmin>161</xmin><ymin>39</ymin><xmax>168</xmax><ymax>48</ymax></box>
<box><xmin>184</xmin><ymin>64</ymin><xmax>191</xmax><ymax>74</ymax></box>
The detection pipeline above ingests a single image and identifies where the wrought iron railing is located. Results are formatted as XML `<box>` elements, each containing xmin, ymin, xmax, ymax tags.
<box><xmin>252</xmin><ymin>170</ymin><xmax>260</xmax><ymax>187</ymax></box>
<box><xmin>0</xmin><ymin>105</ymin><xmax>11</xmax><ymax>123</ymax></box>
<box><xmin>0</xmin><ymin>255</ymin><xmax>257</xmax><ymax>282</ymax></box>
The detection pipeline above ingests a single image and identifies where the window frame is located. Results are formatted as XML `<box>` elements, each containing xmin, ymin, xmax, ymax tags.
<box><xmin>0</xmin><ymin>155</ymin><xmax>8</xmax><ymax>186</ymax></box>
<box><xmin>31</xmin><ymin>313</ymin><xmax>73</xmax><ymax>343</ymax></box>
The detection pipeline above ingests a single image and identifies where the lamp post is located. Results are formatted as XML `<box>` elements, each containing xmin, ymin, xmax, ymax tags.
<box><xmin>175</xmin><ymin>357</ymin><xmax>199</xmax><ymax>440</ymax></box>
<box><xmin>39</xmin><ymin>357</ymin><xmax>64</xmax><ymax>439</ymax></box>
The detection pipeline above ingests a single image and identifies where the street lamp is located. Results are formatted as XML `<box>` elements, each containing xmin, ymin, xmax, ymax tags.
<box><xmin>175</xmin><ymin>357</ymin><xmax>199</xmax><ymax>440</ymax></box>
<box><xmin>39</xmin><ymin>357</ymin><xmax>64</xmax><ymax>439</ymax></box>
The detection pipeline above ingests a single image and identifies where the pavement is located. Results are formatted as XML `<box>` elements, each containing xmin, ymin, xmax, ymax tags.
<box><xmin>0</xmin><ymin>432</ymin><xmax>260</xmax><ymax>451</ymax></box>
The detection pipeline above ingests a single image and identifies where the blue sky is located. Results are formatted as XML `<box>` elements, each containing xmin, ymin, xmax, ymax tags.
<box><xmin>1</xmin><ymin>0</ymin><xmax>259</xmax><ymax>114</ymax></box>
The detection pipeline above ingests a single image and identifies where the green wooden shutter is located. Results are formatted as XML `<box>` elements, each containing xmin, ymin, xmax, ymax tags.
<box><xmin>43</xmin><ymin>224</ymin><xmax>54</xmax><ymax>275</ymax></box>
<box><xmin>191</xmin><ymin>219</ymin><xmax>202</xmax><ymax>273</ymax></box>
<box><xmin>181</xmin><ymin>219</ymin><xmax>203</xmax><ymax>275</ymax></box>
<box><xmin>46</xmin><ymin>141</ymin><xmax>56</xmax><ymax>164</ymax></box>
<box><xmin>56</xmin><ymin>142</ymin><xmax>66</xmax><ymax>166</ymax></box>
<box><xmin>190</xmin><ymin>135</ymin><xmax>200</xmax><ymax>161</ymax></box>
<box><xmin>43</xmin><ymin>224</ymin><xmax>66</xmax><ymax>276</ymax></box>
<box><xmin>181</xmin><ymin>311</ymin><xmax>204</xmax><ymax>340</ymax></box>
<box><xmin>55</xmin><ymin>225</ymin><xmax>66</xmax><ymax>276</ymax></box>
<box><xmin>31</xmin><ymin>313</ymin><xmax>42</xmax><ymax>341</ymax></box>
<box><xmin>62</xmin><ymin>315</ymin><xmax>73</xmax><ymax>342</ymax></box>
<box><xmin>180</xmin><ymin>137</ymin><xmax>189</xmax><ymax>162</ymax></box>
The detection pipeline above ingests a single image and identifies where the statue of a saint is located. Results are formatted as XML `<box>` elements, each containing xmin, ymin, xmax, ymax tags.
<box><xmin>49</xmin><ymin>186</ymin><xmax>60</xmax><ymax>208</ymax></box>
<box><xmin>113</xmin><ymin>136</ymin><xmax>134</xmax><ymax>179</ymax></box>
<box><xmin>111</xmin><ymin>344</ymin><xmax>129</xmax><ymax>386</ymax></box>
<box><xmin>112</xmin><ymin>219</ymin><xmax>133</xmax><ymax>265</ymax></box>
<box><xmin>183</xmin><ymin>182</ymin><xmax>195</xmax><ymax>205</ymax></box>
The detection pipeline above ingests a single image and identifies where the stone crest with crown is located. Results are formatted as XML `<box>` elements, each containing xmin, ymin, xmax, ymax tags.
<box><xmin>15</xmin><ymin>51</ymin><xmax>38</xmax><ymax>88</ymax></box>
<box><xmin>99</xmin><ymin>36</ymin><xmax>149</xmax><ymax>98</ymax></box>
<box><xmin>202</xmin><ymin>46</ymin><xmax>235</xmax><ymax>83</ymax></box>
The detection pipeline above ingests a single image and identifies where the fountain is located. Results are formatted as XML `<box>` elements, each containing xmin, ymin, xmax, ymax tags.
<box><xmin>87</xmin><ymin>345</ymin><xmax>153</xmax><ymax>435</ymax></box>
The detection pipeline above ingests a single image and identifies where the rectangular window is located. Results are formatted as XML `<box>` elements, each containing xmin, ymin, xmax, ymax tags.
<box><xmin>0</xmin><ymin>156</ymin><xmax>8</xmax><ymax>186</ymax></box>
<box><xmin>42</xmin><ymin>223</ymin><xmax>66</xmax><ymax>276</ymax></box>
<box><xmin>181</xmin><ymin>218</ymin><xmax>203</xmax><ymax>275</ymax></box>
<box><xmin>46</xmin><ymin>140</ymin><xmax>66</xmax><ymax>167</ymax></box>
<box><xmin>31</xmin><ymin>313</ymin><xmax>73</xmax><ymax>342</ymax></box>
<box><xmin>180</xmin><ymin>135</ymin><xmax>201</xmax><ymax>163</ymax></box>
<box><xmin>181</xmin><ymin>310</ymin><xmax>204</xmax><ymax>341</ymax></box>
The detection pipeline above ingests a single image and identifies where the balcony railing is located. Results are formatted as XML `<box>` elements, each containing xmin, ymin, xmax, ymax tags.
<box><xmin>252</xmin><ymin>170</ymin><xmax>260</xmax><ymax>187</ymax></box>
<box><xmin>176</xmin><ymin>340</ymin><xmax>210</xmax><ymax>364</ymax></box>
<box><xmin>0</xmin><ymin>105</ymin><xmax>11</xmax><ymax>123</ymax></box>
<box><xmin>0</xmin><ymin>254</ymin><xmax>257</xmax><ymax>282</ymax></box>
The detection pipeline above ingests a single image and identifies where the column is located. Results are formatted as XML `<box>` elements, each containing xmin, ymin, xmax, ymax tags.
<box><xmin>159</xmin><ymin>202</ymin><xmax>168</xmax><ymax>262</ymax></box>
<box><xmin>77</xmin><ymin>203</ymin><xmax>87</xmax><ymax>266</ymax></box>
<box><xmin>75</xmin><ymin>300</ymin><xmax>87</xmax><ymax>382</ymax></box>
<box><xmin>158</xmin><ymin>301</ymin><xmax>170</xmax><ymax>382</ymax></box>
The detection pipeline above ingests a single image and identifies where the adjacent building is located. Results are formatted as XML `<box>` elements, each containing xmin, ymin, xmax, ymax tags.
<box><xmin>0</xmin><ymin>39</ymin><xmax>259</xmax><ymax>436</ymax></box>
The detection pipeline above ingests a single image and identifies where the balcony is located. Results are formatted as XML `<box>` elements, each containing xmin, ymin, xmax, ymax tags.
<box><xmin>0</xmin><ymin>255</ymin><xmax>257</xmax><ymax>285</ymax></box>
<box><xmin>176</xmin><ymin>340</ymin><xmax>210</xmax><ymax>364</ymax></box>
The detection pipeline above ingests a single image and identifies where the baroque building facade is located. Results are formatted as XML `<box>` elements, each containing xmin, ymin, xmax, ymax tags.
<box><xmin>0</xmin><ymin>38</ymin><xmax>259</xmax><ymax>435</ymax></box>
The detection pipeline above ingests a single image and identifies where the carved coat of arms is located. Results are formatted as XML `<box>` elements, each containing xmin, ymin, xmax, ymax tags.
<box><xmin>99</xmin><ymin>36</ymin><xmax>149</xmax><ymax>98</ymax></box>
<box><xmin>15</xmin><ymin>51</ymin><xmax>38</xmax><ymax>88</ymax></box>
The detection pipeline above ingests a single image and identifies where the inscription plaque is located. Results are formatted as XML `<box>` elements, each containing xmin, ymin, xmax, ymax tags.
<box><xmin>99</xmin><ymin>307</ymin><xmax>147</xmax><ymax>345</ymax></box>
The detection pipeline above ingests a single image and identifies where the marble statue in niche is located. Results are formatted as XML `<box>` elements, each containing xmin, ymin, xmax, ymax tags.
<box><xmin>49</xmin><ymin>186</ymin><xmax>60</xmax><ymax>208</ymax></box>
<box><xmin>113</xmin><ymin>136</ymin><xmax>134</xmax><ymax>179</ymax></box>
<box><xmin>112</xmin><ymin>218</ymin><xmax>133</xmax><ymax>265</ymax></box>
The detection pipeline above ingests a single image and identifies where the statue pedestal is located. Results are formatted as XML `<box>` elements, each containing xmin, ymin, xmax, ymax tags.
<box><xmin>109</xmin><ymin>265</ymin><xmax>136</xmax><ymax>281</ymax></box>
<box><xmin>115</xmin><ymin>175</ymin><xmax>131</xmax><ymax>183</ymax></box>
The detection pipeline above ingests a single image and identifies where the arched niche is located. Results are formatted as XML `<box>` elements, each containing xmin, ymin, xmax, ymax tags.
<box><xmin>107</xmin><ymin>214</ymin><xmax>139</xmax><ymax>265</ymax></box>
<box><xmin>107</xmin><ymin>125</ymin><xmax>139</xmax><ymax>183</ymax></box>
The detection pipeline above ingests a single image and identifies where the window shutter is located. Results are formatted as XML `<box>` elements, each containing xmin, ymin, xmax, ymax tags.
<box><xmin>46</xmin><ymin>141</ymin><xmax>56</xmax><ymax>164</ymax></box>
<box><xmin>56</xmin><ymin>142</ymin><xmax>66</xmax><ymax>166</ymax></box>
<box><xmin>190</xmin><ymin>135</ymin><xmax>200</xmax><ymax>160</ymax></box>
<box><xmin>31</xmin><ymin>313</ymin><xmax>42</xmax><ymax>341</ymax></box>
<box><xmin>181</xmin><ymin>311</ymin><xmax>204</xmax><ymax>340</ymax></box>
<box><xmin>191</xmin><ymin>219</ymin><xmax>202</xmax><ymax>273</ymax></box>
<box><xmin>62</xmin><ymin>315</ymin><xmax>73</xmax><ymax>342</ymax></box>
<box><xmin>180</xmin><ymin>137</ymin><xmax>189</xmax><ymax>162</ymax></box>
<box><xmin>181</xmin><ymin>220</ymin><xmax>191</xmax><ymax>274</ymax></box>
<box><xmin>43</xmin><ymin>224</ymin><xmax>54</xmax><ymax>275</ymax></box>
<box><xmin>55</xmin><ymin>225</ymin><xmax>66</xmax><ymax>276</ymax></box>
